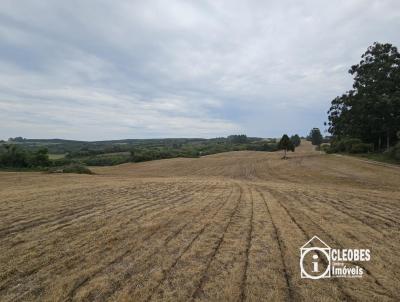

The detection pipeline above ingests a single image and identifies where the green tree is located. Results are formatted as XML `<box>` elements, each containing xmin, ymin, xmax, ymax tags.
<box><xmin>0</xmin><ymin>144</ymin><xmax>28</xmax><ymax>168</ymax></box>
<box><xmin>0</xmin><ymin>145</ymin><xmax>51</xmax><ymax>168</ymax></box>
<box><xmin>309</xmin><ymin>128</ymin><xmax>323</xmax><ymax>147</ymax></box>
<box><xmin>278</xmin><ymin>134</ymin><xmax>295</xmax><ymax>159</ymax></box>
<box><xmin>290</xmin><ymin>134</ymin><xmax>301</xmax><ymax>147</ymax></box>
<box><xmin>29</xmin><ymin>148</ymin><xmax>50</xmax><ymax>167</ymax></box>
<box><xmin>327</xmin><ymin>42</ymin><xmax>400</xmax><ymax>150</ymax></box>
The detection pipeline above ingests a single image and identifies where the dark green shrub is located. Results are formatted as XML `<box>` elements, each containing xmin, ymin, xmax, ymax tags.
<box><xmin>61</xmin><ymin>164</ymin><xmax>93</xmax><ymax>174</ymax></box>
<box><xmin>52</xmin><ymin>157</ymin><xmax>75</xmax><ymax>166</ymax></box>
<box><xmin>330</xmin><ymin>138</ymin><xmax>363</xmax><ymax>153</ymax></box>
<box><xmin>290</xmin><ymin>134</ymin><xmax>301</xmax><ymax>147</ymax></box>
<box><xmin>343</xmin><ymin>138</ymin><xmax>363</xmax><ymax>152</ymax></box>
<box><xmin>28</xmin><ymin>148</ymin><xmax>51</xmax><ymax>167</ymax></box>
<box><xmin>349</xmin><ymin>143</ymin><xmax>373</xmax><ymax>153</ymax></box>
<box><xmin>83</xmin><ymin>156</ymin><xmax>129</xmax><ymax>166</ymax></box>
<box><xmin>320</xmin><ymin>144</ymin><xmax>331</xmax><ymax>153</ymax></box>
<box><xmin>330</xmin><ymin>139</ymin><xmax>344</xmax><ymax>152</ymax></box>
<box><xmin>0</xmin><ymin>145</ymin><xmax>28</xmax><ymax>168</ymax></box>
<box><xmin>245</xmin><ymin>142</ymin><xmax>278</xmax><ymax>151</ymax></box>
<box><xmin>388</xmin><ymin>142</ymin><xmax>400</xmax><ymax>160</ymax></box>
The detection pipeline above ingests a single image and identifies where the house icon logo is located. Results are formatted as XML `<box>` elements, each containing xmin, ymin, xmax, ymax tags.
<box><xmin>300</xmin><ymin>236</ymin><xmax>331</xmax><ymax>279</ymax></box>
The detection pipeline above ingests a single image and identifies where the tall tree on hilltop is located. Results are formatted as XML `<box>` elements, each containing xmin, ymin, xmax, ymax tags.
<box><xmin>309</xmin><ymin>128</ymin><xmax>323</xmax><ymax>147</ymax></box>
<box><xmin>290</xmin><ymin>134</ymin><xmax>301</xmax><ymax>147</ymax></box>
<box><xmin>278</xmin><ymin>134</ymin><xmax>295</xmax><ymax>159</ymax></box>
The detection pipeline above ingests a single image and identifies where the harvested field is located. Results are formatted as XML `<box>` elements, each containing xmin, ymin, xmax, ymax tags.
<box><xmin>0</xmin><ymin>141</ymin><xmax>399</xmax><ymax>301</ymax></box>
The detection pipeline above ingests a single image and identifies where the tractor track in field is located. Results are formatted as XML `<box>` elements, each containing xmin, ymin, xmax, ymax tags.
<box><xmin>0</xmin><ymin>183</ymin><xmax>218</xmax><ymax>295</ymax></box>
<box><xmin>59</xmin><ymin>183</ymin><xmax>229</xmax><ymax>302</ymax></box>
<box><xmin>282</xmin><ymin>190</ymin><xmax>397</xmax><ymax>299</ymax></box>
<box><xmin>0</xmin><ymin>183</ymin><xmax>192</xmax><ymax>238</ymax></box>
<box><xmin>239</xmin><ymin>186</ymin><xmax>254</xmax><ymax>302</ymax></box>
<box><xmin>265</xmin><ymin>188</ymin><xmax>356</xmax><ymax>302</ymax></box>
<box><xmin>144</xmin><ymin>184</ymin><xmax>243</xmax><ymax>302</ymax></box>
<box><xmin>255</xmin><ymin>187</ymin><xmax>295</xmax><ymax>302</ymax></box>
<box><xmin>190</xmin><ymin>184</ymin><xmax>244</xmax><ymax>301</ymax></box>
<box><xmin>4</xmin><ymin>183</ymin><xmax>224</xmax><ymax>300</ymax></box>
<box><xmin>301</xmin><ymin>191</ymin><xmax>391</xmax><ymax>235</ymax></box>
<box><xmin>297</xmin><ymin>189</ymin><xmax>400</xmax><ymax>225</ymax></box>
<box><xmin>89</xmin><ymin>185</ymin><xmax>235</xmax><ymax>302</ymax></box>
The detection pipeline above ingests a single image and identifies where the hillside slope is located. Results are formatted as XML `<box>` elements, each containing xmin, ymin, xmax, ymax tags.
<box><xmin>0</xmin><ymin>141</ymin><xmax>399</xmax><ymax>301</ymax></box>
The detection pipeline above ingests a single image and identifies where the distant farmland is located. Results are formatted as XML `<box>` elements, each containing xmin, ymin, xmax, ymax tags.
<box><xmin>0</xmin><ymin>141</ymin><xmax>399</xmax><ymax>301</ymax></box>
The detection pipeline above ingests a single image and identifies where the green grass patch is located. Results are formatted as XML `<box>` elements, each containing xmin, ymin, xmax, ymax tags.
<box><xmin>349</xmin><ymin>152</ymin><xmax>400</xmax><ymax>165</ymax></box>
<box><xmin>48</xmin><ymin>153</ymin><xmax>66</xmax><ymax>160</ymax></box>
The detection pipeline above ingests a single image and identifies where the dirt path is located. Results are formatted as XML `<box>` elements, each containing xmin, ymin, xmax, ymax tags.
<box><xmin>0</xmin><ymin>141</ymin><xmax>399</xmax><ymax>301</ymax></box>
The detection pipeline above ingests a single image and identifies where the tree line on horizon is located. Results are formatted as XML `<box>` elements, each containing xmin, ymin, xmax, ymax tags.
<box><xmin>0</xmin><ymin>135</ymin><xmax>281</xmax><ymax>170</ymax></box>
<box><xmin>2</xmin><ymin>133</ymin><xmax>312</xmax><ymax>168</ymax></box>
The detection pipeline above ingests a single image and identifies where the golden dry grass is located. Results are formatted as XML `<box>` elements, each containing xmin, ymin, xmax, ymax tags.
<box><xmin>0</xmin><ymin>141</ymin><xmax>399</xmax><ymax>301</ymax></box>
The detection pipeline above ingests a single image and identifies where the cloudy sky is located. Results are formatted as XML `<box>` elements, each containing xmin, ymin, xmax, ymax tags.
<box><xmin>0</xmin><ymin>0</ymin><xmax>399</xmax><ymax>140</ymax></box>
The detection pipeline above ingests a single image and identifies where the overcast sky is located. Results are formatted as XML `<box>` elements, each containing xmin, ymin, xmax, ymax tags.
<box><xmin>0</xmin><ymin>0</ymin><xmax>399</xmax><ymax>140</ymax></box>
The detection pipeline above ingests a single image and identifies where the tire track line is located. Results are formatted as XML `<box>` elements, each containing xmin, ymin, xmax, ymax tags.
<box><xmin>145</xmin><ymin>183</ymin><xmax>242</xmax><ymax>302</ymax></box>
<box><xmin>301</xmin><ymin>191</ymin><xmax>390</xmax><ymax>235</ymax></box>
<box><xmin>255</xmin><ymin>187</ymin><xmax>294</xmax><ymax>302</ymax></box>
<box><xmin>190</xmin><ymin>184</ymin><xmax>243</xmax><ymax>301</ymax></box>
<box><xmin>240</xmin><ymin>186</ymin><xmax>254</xmax><ymax>302</ymax></box>
<box><xmin>102</xmin><ymin>184</ymin><xmax>236</xmax><ymax>302</ymax></box>
<box><xmin>0</xmin><ymin>183</ymin><xmax>177</xmax><ymax>238</ymax></box>
<box><xmin>65</xmin><ymin>185</ymin><xmax>232</xmax><ymax>301</ymax></box>
<box><xmin>5</xmin><ymin>183</ymin><xmax>221</xmax><ymax>299</ymax></box>
<box><xmin>283</xmin><ymin>190</ymin><xmax>397</xmax><ymax>299</ymax></box>
<box><xmin>265</xmin><ymin>188</ymin><xmax>353</xmax><ymax>302</ymax></box>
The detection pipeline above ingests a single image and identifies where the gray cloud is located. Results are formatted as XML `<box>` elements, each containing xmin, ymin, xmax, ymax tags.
<box><xmin>0</xmin><ymin>0</ymin><xmax>399</xmax><ymax>140</ymax></box>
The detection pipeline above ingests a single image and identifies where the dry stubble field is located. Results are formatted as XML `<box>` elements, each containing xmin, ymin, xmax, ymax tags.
<box><xmin>0</xmin><ymin>141</ymin><xmax>399</xmax><ymax>301</ymax></box>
